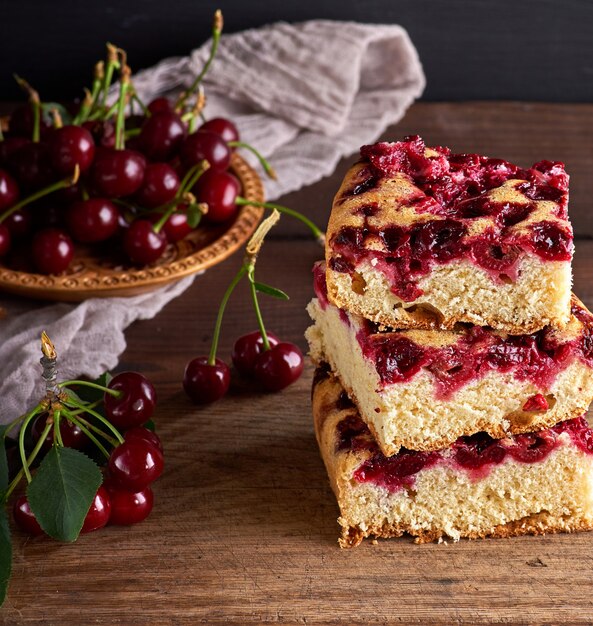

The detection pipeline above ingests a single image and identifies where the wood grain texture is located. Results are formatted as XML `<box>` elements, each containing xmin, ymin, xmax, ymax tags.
<box><xmin>3</xmin><ymin>102</ymin><xmax>593</xmax><ymax>625</ymax></box>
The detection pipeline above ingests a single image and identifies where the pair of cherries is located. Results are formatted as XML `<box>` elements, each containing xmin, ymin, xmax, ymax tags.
<box><xmin>13</xmin><ymin>372</ymin><xmax>163</xmax><ymax>535</ymax></box>
<box><xmin>183</xmin><ymin>330</ymin><xmax>304</xmax><ymax>404</ymax></box>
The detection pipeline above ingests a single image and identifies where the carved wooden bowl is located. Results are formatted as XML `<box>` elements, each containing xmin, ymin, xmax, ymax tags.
<box><xmin>0</xmin><ymin>153</ymin><xmax>264</xmax><ymax>302</ymax></box>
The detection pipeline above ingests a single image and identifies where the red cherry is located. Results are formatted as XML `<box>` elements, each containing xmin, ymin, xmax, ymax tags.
<box><xmin>81</xmin><ymin>486</ymin><xmax>111</xmax><ymax>533</ymax></box>
<box><xmin>0</xmin><ymin>224</ymin><xmax>10</xmax><ymax>256</ymax></box>
<box><xmin>49</xmin><ymin>125</ymin><xmax>95</xmax><ymax>175</ymax></box>
<box><xmin>198</xmin><ymin>117</ymin><xmax>240</xmax><ymax>145</ymax></box>
<box><xmin>67</xmin><ymin>198</ymin><xmax>119</xmax><ymax>243</ymax></box>
<box><xmin>254</xmin><ymin>342</ymin><xmax>304</xmax><ymax>391</ymax></box>
<box><xmin>4</xmin><ymin>207</ymin><xmax>33</xmax><ymax>238</ymax></box>
<box><xmin>11</xmin><ymin>142</ymin><xmax>55</xmax><ymax>189</ymax></box>
<box><xmin>124</xmin><ymin>426</ymin><xmax>163</xmax><ymax>453</ymax></box>
<box><xmin>195</xmin><ymin>170</ymin><xmax>240</xmax><ymax>224</ymax></box>
<box><xmin>108</xmin><ymin>439</ymin><xmax>164</xmax><ymax>491</ymax></box>
<box><xmin>180</xmin><ymin>131</ymin><xmax>231</xmax><ymax>172</ymax></box>
<box><xmin>82</xmin><ymin>119</ymin><xmax>116</xmax><ymax>149</ymax></box>
<box><xmin>147</xmin><ymin>97</ymin><xmax>173</xmax><ymax>115</ymax></box>
<box><xmin>91</xmin><ymin>148</ymin><xmax>146</xmax><ymax>198</ymax></box>
<box><xmin>31</xmin><ymin>413</ymin><xmax>89</xmax><ymax>451</ymax></box>
<box><xmin>0</xmin><ymin>136</ymin><xmax>30</xmax><ymax>166</ymax></box>
<box><xmin>161</xmin><ymin>207</ymin><xmax>192</xmax><ymax>243</ymax></box>
<box><xmin>183</xmin><ymin>357</ymin><xmax>230</xmax><ymax>404</ymax></box>
<box><xmin>232</xmin><ymin>331</ymin><xmax>280</xmax><ymax>376</ymax></box>
<box><xmin>135</xmin><ymin>162</ymin><xmax>180</xmax><ymax>208</ymax></box>
<box><xmin>0</xmin><ymin>169</ymin><xmax>19</xmax><ymax>211</ymax></box>
<box><xmin>123</xmin><ymin>220</ymin><xmax>167</xmax><ymax>265</ymax></box>
<box><xmin>31</xmin><ymin>228</ymin><xmax>74</xmax><ymax>274</ymax></box>
<box><xmin>139</xmin><ymin>111</ymin><xmax>187</xmax><ymax>161</ymax></box>
<box><xmin>104</xmin><ymin>372</ymin><xmax>157</xmax><ymax>429</ymax></box>
<box><xmin>13</xmin><ymin>496</ymin><xmax>44</xmax><ymax>536</ymax></box>
<box><xmin>9</xmin><ymin>104</ymin><xmax>52</xmax><ymax>138</ymax></box>
<box><xmin>104</xmin><ymin>479</ymin><xmax>154</xmax><ymax>525</ymax></box>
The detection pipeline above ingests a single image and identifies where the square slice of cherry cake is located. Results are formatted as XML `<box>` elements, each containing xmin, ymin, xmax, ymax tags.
<box><xmin>325</xmin><ymin>136</ymin><xmax>573</xmax><ymax>334</ymax></box>
<box><xmin>312</xmin><ymin>367</ymin><xmax>593</xmax><ymax>546</ymax></box>
<box><xmin>307</xmin><ymin>263</ymin><xmax>593</xmax><ymax>456</ymax></box>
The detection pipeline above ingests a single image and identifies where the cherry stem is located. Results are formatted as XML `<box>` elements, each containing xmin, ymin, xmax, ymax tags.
<box><xmin>182</xmin><ymin>160</ymin><xmax>210</xmax><ymax>196</ymax></box>
<box><xmin>73</xmin><ymin>89</ymin><xmax>94</xmax><ymax>125</ymax></box>
<box><xmin>53</xmin><ymin>410</ymin><xmax>64</xmax><ymax>447</ymax></box>
<box><xmin>208</xmin><ymin>264</ymin><xmax>248</xmax><ymax>366</ymax></box>
<box><xmin>63</xmin><ymin>398</ymin><xmax>124</xmax><ymax>445</ymax></box>
<box><xmin>100</xmin><ymin>45</ymin><xmax>120</xmax><ymax>109</ymax></box>
<box><xmin>247</xmin><ymin>267</ymin><xmax>271</xmax><ymax>351</ymax></box>
<box><xmin>131</xmin><ymin>91</ymin><xmax>149</xmax><ymax>117</ymax></box>
<box><xmin>58</xmin><ymin>379</ymin><xmax>122</xmax><ymax>398</ymax></box>
<box><xmin>177</xmin><ymin>162</ymin><xmax>204</xmax><ymax>197</ymax></box>
<box><xmin>4</xmin><ymin>419</ymin><xmax>52</xmax><ymax>502</ymax></box>
<box><xmin>63</xmin><ymin>410</ymin><xmax>111</xmax><ymax>458</ymax></box>
<box><xmin>115</xmin><ymin>66</ymin><xmax>131</xmax><ymax>150</ymax></box>
<box><xmin>235</xmin><ymin>198</ymin><xmax>325</xmax><ymax>245</ymax></box>
<box><xmin>72</xmin><ymin>413</ymin><xmax>118</xmax><ymax>448</ymax></box>
<box><xmin>0</xmin><ymin>166</ymin><xmax>80</xmax><ymax>225</ymax></box>
<box><xmin>18</xmin><ymin>405</ymin><xmax>43</xmax><ymax>484</ymax></box>
<box><xmin>228</xmin><ymin>142</ymin><xmax>276</xmax><ymax>180</ymax></box>
<box><xmin>176</xmin><ymin>10</ymin><xmax>223</xmax><ymax>111</ymax></box>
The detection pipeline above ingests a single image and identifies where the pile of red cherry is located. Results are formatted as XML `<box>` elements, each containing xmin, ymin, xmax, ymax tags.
<box><xmin>13</xmin><ymin>371</ymin><xmax>163</xmax><ymax>535</ymax></box>
<box><xmin>0</xmin><ymin>39</ymin><xmax>259</xmax><ymax>274</ymax></box>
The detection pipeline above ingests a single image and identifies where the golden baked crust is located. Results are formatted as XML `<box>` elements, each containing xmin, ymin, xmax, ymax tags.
<box><xmin>312</xmin><ymin>367</ymin><xmax>593</xmax><ymax>547</ymax></box>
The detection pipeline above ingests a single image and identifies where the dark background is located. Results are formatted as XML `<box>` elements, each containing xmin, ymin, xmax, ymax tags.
<box><xmin>1</xmin><ymin>0</ymin><xmax>592</xmax><ymax>102</ymax></box>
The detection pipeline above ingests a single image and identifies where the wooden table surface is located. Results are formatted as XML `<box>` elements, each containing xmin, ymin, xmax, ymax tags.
<box><xmin>3</xmin><ymin>102</ymin><xmax>593</xmax><ymax>625</ymax></box>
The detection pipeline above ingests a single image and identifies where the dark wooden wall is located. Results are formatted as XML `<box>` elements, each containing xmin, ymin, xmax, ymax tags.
<box><xmin>1</xmin><ymin>0</ymin><xmax>592</xmax><ymax>102</ymax></box>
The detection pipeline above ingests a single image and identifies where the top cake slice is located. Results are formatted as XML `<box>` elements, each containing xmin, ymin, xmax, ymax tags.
<box><xmin>326</xmin><ymin>135</ymin><xmax>573</xmax><ymax>334</ymax></box>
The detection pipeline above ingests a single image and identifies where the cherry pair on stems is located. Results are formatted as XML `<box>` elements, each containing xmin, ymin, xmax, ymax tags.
<box><xmin>183</xmin><ymin>211</ymin><xmax>305</xmax><ymax>404</ymax></box>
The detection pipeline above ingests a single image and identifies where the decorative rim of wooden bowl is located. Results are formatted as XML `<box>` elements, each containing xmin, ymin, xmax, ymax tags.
<box><xmin>0</xmin><ymin>152</ymin><xmax>265</xmax><ymax>302</ymax></box>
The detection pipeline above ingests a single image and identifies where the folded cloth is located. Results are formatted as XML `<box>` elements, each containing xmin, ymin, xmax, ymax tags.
<box><xmin>0</xmin><ymin>19</ymin><xmax>424</xmax><ymax>423</ymax></box>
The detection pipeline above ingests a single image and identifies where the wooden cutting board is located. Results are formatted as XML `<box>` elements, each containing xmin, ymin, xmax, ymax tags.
<box><xmin>3</xmin><ymin>102</ymin><xmax>593</xmax><ymax>625</ymax></box>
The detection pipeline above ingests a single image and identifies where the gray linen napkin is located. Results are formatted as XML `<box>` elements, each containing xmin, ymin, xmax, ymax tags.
<box><xmin>0</xmin><ymin>19</ymin><xmax>424</xmax><ymax>423</ymax></box>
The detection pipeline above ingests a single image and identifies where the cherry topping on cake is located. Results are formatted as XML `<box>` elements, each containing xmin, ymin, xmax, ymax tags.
<box><xmin>528</xmin><ymin>221</ymin><xmax>573</xmax><ymax>261</ymax></box>
<box><xmin>522</xmin><ymin>394</ymin><xmax>549</xmax><ymax>412</ymax></box>
<box><xmin>364</xmin><ymin>335</ymin><xmax>427</xmax><ymax>384</ymax></box>
<box><xmin>453</xmin><ymin>433</ymin><xmax>506</xmax><ymax>470</ymax></box>
<box><xmin>336</xmin><ymin>414</ymin><xmax>371</xmax><ymax>451</ymax></box>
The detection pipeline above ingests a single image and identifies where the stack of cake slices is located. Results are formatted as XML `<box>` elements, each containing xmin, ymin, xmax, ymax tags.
<box><xmin>306</xmin><ymin>136</ymin><xmax>593</xmax><ymax>546</ymax></box>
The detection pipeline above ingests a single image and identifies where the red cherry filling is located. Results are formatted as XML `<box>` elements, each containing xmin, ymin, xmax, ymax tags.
<box><xmin>522</xmin><ymin>394</ymin><xmax>549</xmax><ymax>412</ymax></box>
<box><xmin>336</xmin><ymin>414</ymin><xmax>372</xmax><ymax>451</ymax></box>
<box><xmin>359</xmin><ymin>333</ymin><xmax>428</xmax><ymax>385</ymax></box>
<box><xmin>453</xmin><ymin>433</ymin><xmax>506</xmax><ymax>470</ymax></box>
<box><xmin>354</xmin><ymin>449</ymin><xmax>440</xmax><ymax>492</ymax></box>
<box><xmin>554</xmin><ymin>417</ymin><xmax>593</xmax><ymax>455</ymax></box>
<box><xmin>528</xmin><ymin>221</ymin><xmax>573</xmax><ymax>261</ymax></box>
<box><xmin>506</xmin><ymin>431</ymin><xmax>558</xmax><ymax>464</ymax></box>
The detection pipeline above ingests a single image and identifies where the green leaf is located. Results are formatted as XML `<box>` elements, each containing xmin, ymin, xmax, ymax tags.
<box><xmin>41</xmin><ymin>102</ymin><xmax>73</xmax><ymax>126</ymax></box>
<box><xmin>186</xmin><ymin>204</ymin><xmax>203</xmax><ymax>229</ymax></box>
<box><xmin>143</xmin><ymin>419</ymin><xmax>156</xmax><ymax>432</ymax></box>
<box><xmin>254</xmin><ymin>281</ymin><xmax>290</xmax><ymax>300</ymax></box>
<box><xmin>0</xmin><ymin>507</ymin><xmax>12</xmax><ymax>606</ymax></box>
<box><xmin>27</xmin><ymin>446</ymin><xmax>102</xmax><ymax>542</ymax></box>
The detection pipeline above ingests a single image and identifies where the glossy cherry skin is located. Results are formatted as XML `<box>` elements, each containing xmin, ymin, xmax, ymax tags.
<box><xmin>0</xmin><ymin>224</ymin><xmax>10</xmax><ymax>256</ymax></box>
<box><xmin>3</xmin><ymin>207</ymin><xmax>32</xmax><ymax>238</ymax></box>
<box><xmin>199</xmin><ymin>118</ymin><xmax>240</xmax><ymax>145</ymax></box>
<box><xmin>108</xmin><ymin>439</ymin><xmax>164</xmax><ymax>492</ymax></box>
<box><xmin>105</xmin><ymin>481</ymin><xmax>154</xmax><ymax>525</ymax></box>
<box><xmin>0</xmin><ymin>169</ymin><xmax>19</xmax><ymax>211</ymax></box>
<box><xmin>67</xmin><ymin>198</ymin><xmax>119</xmax><ymax>243</ymax></box>
<box><xmin>232</xmin><ymin>331</ymin><xmax>280</xmax><ymax>377</ymax></box>
<box><xmin>31</xmin><ymin>413</ymin><xmax>89</xmax><ymax>451</ymax></box>
<box><xmin>183</xmin><ymin>357</ymin><xmax>230</xmax><ymax>404</ymax></box>
<box><xmin>13</xmin><ymin>496</ymin><xmax>44</xmax><ymax>536</ymax></box>
<box><xmin>195</xmin><ymin>170</ymin><xmax>240</xmax><ymax>223</ymax></box>
<box><xmin>162</xmin><ymin>210</ymin><xmax>192</xmax><ymax>243</ymax></box>
<box><xmin>82</xmin><ymin>119</ymin><xmax>116</xmax><ymax>149</ymax></box>
<box><xmin>80</xmin><ymin>486</ymin><xmax>111</xmax><ymax>533</ymax></box>
<box><xmin>31</xmin><ymin>228</ymin><xmax>74</xmax><ymax>274</ymax></box>
<box><xmin>254</xmin><ymin>342</ymin><xmax>304</xmax><ymax>391</ymax></box>
<box><xmin>123</xmin><ymin>219</ymin><xmax>168</xmax><ymax>265</ymax></box>
<box><xmin>124</xmin><ymin>426</ymin><xmax>163</xmax><ymax>453</ymax></box>
<box><xmin>135</xmin><ymin>162</ymin><xmax>180</xmax><ymax>208</ymax></box>
<box><xmin>180</xmin><ymin>131</ymin><xmax>231</xmax><ymax>172</ymax></box>
<box><xmin>139</xmin><ymin>111</ymin><xmax>187</xmax><ymax>161</ymax></box>
<box><xmin>104</xmin><ymin>371</ymin><xmax>157</xmax><ymax>430</ymax></box>
<box><xmin>91</xmin><ymin>148</ymin><xmax>146</xmax><ymax>198</ymax></box>
<box><xmin>147</xmin><ymin>97</ymin><xmax>173</xmax><ymax>115</ymax></box>
<box><xmin>49</xmin><ymin>125</ymin><xmax>95</xmax><ymax>175</ymax></box>
<box><xmin>11</xmin><ymin>142</ymin><xmax>55</xmax><ymax>189</ymax></box>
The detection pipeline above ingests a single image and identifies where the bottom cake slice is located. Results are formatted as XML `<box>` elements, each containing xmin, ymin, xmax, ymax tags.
<box><xmin>312</xmin><ymin>365</ymin><xmax>593</xmax><ymax>547</ymax></box>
